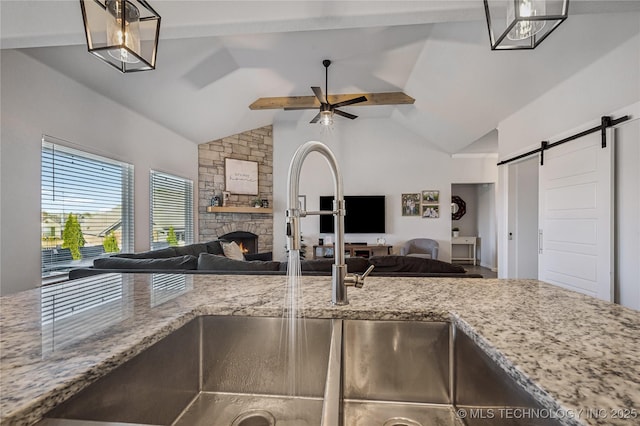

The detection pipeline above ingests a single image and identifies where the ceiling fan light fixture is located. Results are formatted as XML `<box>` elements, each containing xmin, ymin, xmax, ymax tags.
<box><xmin>484</xmin><ymin>0</ymin><xmax>568</xmax><ymax>50</ymax></box>
<box><xmin>320</xmin><ymin>110</ymin><xmax>334</xmax><ymax>126</ymax></box>
<box><xmin>80</xmin><ymin>0</ymin><xmax>161</xmax><ymax>73</ymax></box>
<box><xmin>249</xmin><ymin>60</ymin><xmax>415</xmax><ymax>122</ymax></box>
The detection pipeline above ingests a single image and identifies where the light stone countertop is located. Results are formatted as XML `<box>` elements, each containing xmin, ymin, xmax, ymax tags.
<box><xmin>1</xmin><ymin>273</ymin><xmax>639</xmax><ymax>426</ymax></box>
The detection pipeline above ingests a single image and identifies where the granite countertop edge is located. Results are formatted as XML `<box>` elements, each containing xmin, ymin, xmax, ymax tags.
<box><xmin>1</xmin><ymin>274</ymin><xmax>638</xmax><ymax>426</ymax></box>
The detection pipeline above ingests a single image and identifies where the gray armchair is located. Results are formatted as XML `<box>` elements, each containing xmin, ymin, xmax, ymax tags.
<box><xmin>399</xmin><ymin>238</ymin><xmax>439</xmax><ymax>260</ymax></box>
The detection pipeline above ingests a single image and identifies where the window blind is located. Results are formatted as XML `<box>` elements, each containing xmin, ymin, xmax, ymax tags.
<box><xmin>41</xmin><ymin>137</ymin><xmax>134</xmax><ymax>278</ymax></box>
<box><xmin>150</xmin><ymin>170</ymin><xmax>194</xmax><ymax>249</ymax></box>
<box><xmin>41</xmin><ymin>275</ymin><xmax>131</xmax><ymax>354</ymax></box>
<box><xmin>151</xmin><ymin>274</ymin><xmax>191</xmax><ymax>307</ymax></box>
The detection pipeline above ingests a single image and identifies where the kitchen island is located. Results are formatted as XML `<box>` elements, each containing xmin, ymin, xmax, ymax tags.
<box><xmin>1</xmin><ymin>273</ymin><xmax>639</xmax><ymax>425</ymax></box>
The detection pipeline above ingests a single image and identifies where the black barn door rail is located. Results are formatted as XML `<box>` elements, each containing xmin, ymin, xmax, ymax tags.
<box><xmin>497</xmin><ymin>115</ymin><xmax>630</xmax><ymax>166</ymax></box>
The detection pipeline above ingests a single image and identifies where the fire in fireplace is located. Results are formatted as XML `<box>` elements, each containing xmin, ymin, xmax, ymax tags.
<box><xmin>219</xmin><ymin>231</ymin><xmax>258</xmax><ymax>255</ymax></box>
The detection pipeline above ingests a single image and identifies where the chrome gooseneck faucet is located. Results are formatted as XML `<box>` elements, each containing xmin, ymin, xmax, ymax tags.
<box><xmin>286</xmin><ymin>141</ymin><xmax>374</xmax><ymax>305</ymax></box>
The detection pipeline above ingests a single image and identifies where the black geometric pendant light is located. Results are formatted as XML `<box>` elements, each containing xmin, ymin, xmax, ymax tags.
<box><xmin>484</xmin><ymin>0</ymin><xmax>569</xmax><ymax>50</ymax></box>
<box><xmin>79</xmin><ymin>0</ymin><xmax>161</xmax><ymax>72</ymax></box>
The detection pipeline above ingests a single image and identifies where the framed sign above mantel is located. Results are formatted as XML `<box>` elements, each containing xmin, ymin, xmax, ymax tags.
<box><xmin>225</xmin><ymin>158</ymin><xmax>258</xmax><ymax>195</ymax></box>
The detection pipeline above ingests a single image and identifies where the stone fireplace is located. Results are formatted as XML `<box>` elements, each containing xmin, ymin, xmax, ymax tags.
<box><xmin>198</xmin><ymin>126</ymin><xmax>273</xmax><ymax>253</ymax></box>
<box><xmin>220</xmin><ymin>231</ymin><xmax>258</xmax><ymax>255</ymax></box>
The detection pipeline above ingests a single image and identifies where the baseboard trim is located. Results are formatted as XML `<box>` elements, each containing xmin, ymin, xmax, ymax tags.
<box><xmin>480</xmin><ymin>262</ymin><xmax>497</xmax><ymax>272</ymax></box>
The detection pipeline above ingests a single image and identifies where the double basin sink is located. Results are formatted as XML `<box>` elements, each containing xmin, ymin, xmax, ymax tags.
<box><xmin>39</xmin><ymin>316</ymin><xmax>560</xmax><ymax>426</ymax></box>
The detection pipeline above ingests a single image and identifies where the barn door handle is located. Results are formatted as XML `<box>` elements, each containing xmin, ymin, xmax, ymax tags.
<box><xmin>538</xmin><ymin>229</ymin><xmax>543</xmax><ymax>254</ymax></box>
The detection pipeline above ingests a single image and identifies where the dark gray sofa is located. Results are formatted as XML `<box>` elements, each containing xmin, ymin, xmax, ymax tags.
<box><xmin>69</xmin><ymin>240</ymin><xmax>482</xmax><ymax>279</ymax></box>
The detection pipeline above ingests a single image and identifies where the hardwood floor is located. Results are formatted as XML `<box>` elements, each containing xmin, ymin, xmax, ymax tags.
<box><xmin>459</xmin><ymin>264</ymin><xmax>497</xmax><ymax>279</ymax></box>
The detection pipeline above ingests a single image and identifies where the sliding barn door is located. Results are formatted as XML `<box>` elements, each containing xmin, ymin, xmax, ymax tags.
<box><xmin>538</xmin><ymin>130</ymin><xmax>614</xmax><ymax>301</ymax></box>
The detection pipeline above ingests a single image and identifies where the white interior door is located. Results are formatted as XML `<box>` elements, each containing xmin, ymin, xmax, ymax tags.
<box><xmin>507</xmin><ymin>157</ymin><xmax>539</xmax><ymax>279</ymax></box>
<box><xmin>538</xmin><ymin>130</ymin><xmax>614</xmax><ymax>301</ymax></box>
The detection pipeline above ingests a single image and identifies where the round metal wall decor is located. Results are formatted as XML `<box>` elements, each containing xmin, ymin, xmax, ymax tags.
<box><xmin>451</xmin><ymin>196</ymin><xmax>466</xmax><ymax>220</ymax></box>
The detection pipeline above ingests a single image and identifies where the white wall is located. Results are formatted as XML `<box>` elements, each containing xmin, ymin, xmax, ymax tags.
<box><xmin>451</xmin><ymin>156</ymin><xmax>499</xmax><ymax>183</ymax></box>
<box><xmin>0</xmin><ymin>50</ymin><xmax>198</xmax><ymax>295</ymax></box>
<box><xmin>496</xmin><ymin>22</ymin><xmax>640</xmax><ymax>292</ymax></box>
<box><xmin>615</xmin><ymin>112</ymin><xmax>640</xmax><ymax>311</ymax></box>
<box><xmin>498</xmin><ymin>28</ymin><xmax>640</xmax><ymax>159</ymax></box>
<box><xmin>272</xmin><ymin>118</ymin><xmax>498</xmax><ymax>263</ymax></box>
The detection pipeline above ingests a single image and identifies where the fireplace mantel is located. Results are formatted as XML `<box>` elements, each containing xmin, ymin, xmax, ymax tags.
<box><xmin>206</xmin><ymin>206</ymin><xmax>273</xmax><ymax>214</ymax></box>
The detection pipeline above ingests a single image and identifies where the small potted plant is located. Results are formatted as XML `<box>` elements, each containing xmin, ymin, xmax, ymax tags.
<box><xmin>251</xmin><ymin>198</ymin><xmax>263</xmax><ymax>208</ymax></box>
<box><xmin>452</xmin><ymin>227</ymin><xmax>460</xmax><ymax>238</ymax></box>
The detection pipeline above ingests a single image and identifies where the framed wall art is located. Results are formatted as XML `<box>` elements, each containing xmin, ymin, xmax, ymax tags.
<box><xmin>225</xmin><ymin>158</ymin><xmax>258</xmax><ymax>195</ymax></box>
<box><xmin>422</xmin><ymin>204</ymin><xmax>440</xmax><ymax>218</ymax></box>
<box><xmin>401</xmin><ymin>193</ymin><xmax>421</xmax><ymax>216</ymax></box>
<box><xmin>422</xmin><ymin>190</ymin><xmax>439</xmax><ymax>203</ymax></box>
<box><xmin>421</xmin><ymin>190</ymin><xmax>440</xmax><ymax>218</ymax></box>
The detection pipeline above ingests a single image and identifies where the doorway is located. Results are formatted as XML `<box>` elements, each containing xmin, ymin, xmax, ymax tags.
<box><xmin>506</xmin><ymin>157</ymin><xmax>539</xmax><ymax>279</ymax></box>
<box><xmin>451</xmin><ymin>183</ymin><xmax>497</xmax><ymax>272</ymax></box>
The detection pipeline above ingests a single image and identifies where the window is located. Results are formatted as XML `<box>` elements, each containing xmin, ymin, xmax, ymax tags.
<box><xmin>150</xmin><ymin>170</ymin><xmax>193</xmax><ymax>249</ymax></box>
<box><xmin>41</xmin><ymin>137</ymin><xmax>134</xmax><ymax>278</ymax></box>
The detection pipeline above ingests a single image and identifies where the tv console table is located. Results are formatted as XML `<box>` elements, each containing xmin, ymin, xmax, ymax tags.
<box><xmin>312</xmin><ymin>244</ymin><xmax>393</xmax><ymax>260</ymax></box>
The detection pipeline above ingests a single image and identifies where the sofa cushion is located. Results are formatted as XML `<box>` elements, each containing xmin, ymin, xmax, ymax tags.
<box><xmin>197</xmin><ymin>253</ymin><xmax>281</xmax><ymax>271</ymax></box>
<box><xmin>94</xmin><ymin>255</ymin><xmax>198</xmax><ymax>270</ymax></box>
<box><xmin>345</xmin><ymin>257</ymin><xmax>372</xmax><ymax>272</ymax></box>
<box><xmin>244</xmin><ymin>251</ymin><xmax>273</xmax><ymax>261</ymax></box>
<box><xmin>113</xmin><ymin>247</ymin><xmax>177</xmax><ymax>259</ymax></box>
<box><xmin>174</xmin><ymin>243</ymin><xmax>208</xmax><ymax>257</ymax></box>
<box><xmin>368</xmin><ymin>255</ymin><xmax>465</xmax><ymax>273</ymax></box>
<box><xmin>221</xmin><ymin>241</ymin><xmax>245</xmax><ymax>260</ymax></box>
<box><xmin>205</xmin><ymin>240</ymin><xmax>225</xmax><ymax>256</ymax></box>
<box><xmin>278</xmin><ymin>257</ymin><xmax>370</xmax><ymax>273</ymax></box>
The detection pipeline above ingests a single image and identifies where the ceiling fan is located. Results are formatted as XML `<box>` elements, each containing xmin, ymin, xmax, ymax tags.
<box><xmin>249</xmin><ymin>59</ymin><xmax>415</xmax><ymax>125</ymax></box>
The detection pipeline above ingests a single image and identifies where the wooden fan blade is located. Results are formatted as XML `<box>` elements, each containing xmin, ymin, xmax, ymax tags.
<box><xmin>249</xmin><ymin>92</ymin><xmax>415</xmax><ymax>110</ymax></box>
<box><xmin>329</xmin><ymin>92</ymin><xmax>414</xmax><ymax>106</ymax></box>
<box><xmin>311</xmin><ymin>86</ymin><xmax>327</xmax><ymax>104</ymax></box>
<box><xmin>334</xmin><ymin>109</ymin><xmax>358</xmax><ymax>120</ymax></box>
<box><xmin>332</xmin><ymin>96</ymin><xmax>367</xmax><ymax>109</ymax></box>
<box><xmin>310</xmin><ymin>113</ymin><xmax>321</xmax><ymax>124</ymax></box>
<box><xmin>249</xmin><ymin>96</ymin><xmax>319</xmax><ymax>110</ymax></box>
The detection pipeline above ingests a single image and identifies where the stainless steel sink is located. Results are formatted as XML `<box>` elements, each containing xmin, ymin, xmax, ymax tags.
<box><xmin>341</xmin><ymin>320</ymin><xmax>560</xmax><ymax>426</ymax></box>
<box><xmin>39</xmin><ymin>317</ymin><xmax>561</xmax><ymax>426</ymax></box>
<box><xmin>342</xmin><ymin>320</ymin><xmax>455</xmax><ymax>425</ymax></box>
<box><xmin>41</xmin><ymin>316</ymin><xmax>333</xmax><ymax>426</ymax></box>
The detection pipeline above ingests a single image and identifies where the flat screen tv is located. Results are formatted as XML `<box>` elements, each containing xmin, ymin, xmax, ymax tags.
<box><xmin>319</xmin><ymin>195</ymin><xmax>386</xmax><ymax>234</ymax></box>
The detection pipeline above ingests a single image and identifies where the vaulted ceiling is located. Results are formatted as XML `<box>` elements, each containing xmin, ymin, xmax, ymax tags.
<box><xmin>2</xmin><ymin>1</ymin><xmax>639</xmax><ymax>153</ymax></box>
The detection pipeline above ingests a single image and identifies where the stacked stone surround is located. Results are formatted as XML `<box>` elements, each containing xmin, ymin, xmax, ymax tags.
<box><xmin>198</xmin><ymin>126</ymin><xmax>273</xmax><ymax>253</ymax></box>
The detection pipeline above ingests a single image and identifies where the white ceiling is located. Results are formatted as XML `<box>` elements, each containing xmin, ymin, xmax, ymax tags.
<box><xmin>2</xmin><ymin>1</ymin><xmax>640</xmax><ymax>153</ymax></box>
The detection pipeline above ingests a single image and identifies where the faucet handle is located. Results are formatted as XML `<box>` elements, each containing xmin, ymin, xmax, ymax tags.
<box><xmin>350</xmin><ymin>264</ymin><xmax>375</xmax><ymax>288</ymax></box>
<box><xmin>361</xmin><ymin>264</ymin><xmax>375</xmax><ymax>279</ymax></box>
